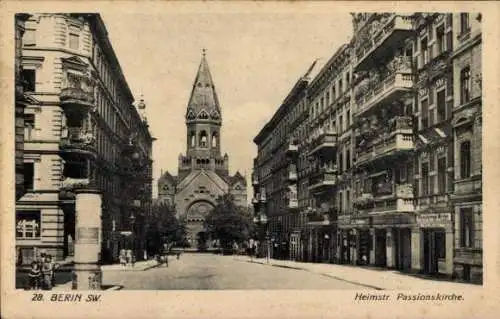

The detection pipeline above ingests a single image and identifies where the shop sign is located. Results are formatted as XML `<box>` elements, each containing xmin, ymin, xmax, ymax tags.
<box><xmin>417</xmin><ymin>213</ymin><xmax>451</xmax><ymax>228</ymax></box>
<box><xmin>338</xmin><ymin>215</ymin><xmax>351</xmax><ymax>225</ymax></box>
<box><xmin>76</xmin><ymin>227</ymin><xmax>99</xmax><ymax>244</ymax></box>
<box><xmin>373</xmin><ymin>214</ymin><xmax>416</xmax><ymax>226</ymax></box>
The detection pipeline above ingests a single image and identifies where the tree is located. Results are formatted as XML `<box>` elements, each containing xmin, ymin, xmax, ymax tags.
<box><xmin>204</xmin><ymin>194</ymin><xmax>254</xmax><ymax>249</ymax></box>
<box><xmin>144</xmin><ymin>202</ymin><xmax>187</xmax><ymax>255</ymax></box>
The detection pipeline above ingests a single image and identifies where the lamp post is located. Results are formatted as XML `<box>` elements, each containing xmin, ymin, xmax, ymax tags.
<box><xmin>324</xmin><ymin>233</ymin><xmax>330</xmax><ymax>263</ymax></box>
<box><xmin>129</xmin><ymin>213</ymin><xmax>136</xmax><ymax>253</ymax></box>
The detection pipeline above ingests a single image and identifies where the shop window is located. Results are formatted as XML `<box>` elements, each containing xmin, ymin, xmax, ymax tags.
<box><xmin>435</xmin><ymin>232</ymin><xmax>446</xmax><ymax>259</ymax></box>
<box><xmin>460</xmin><ymin>141</ymin><xmax>471</xmax><ymax>178</ymax></box>
<box><xmin>21</xmin><ymin>69</ymin><xmax>36</xmax><ymax>92</ymax></box>
<box><xmin>460</xmin><ymin>66</ymin><xmax>471</xmax><ymax>104</ymax></box>
<box><xmin>23</xmin><ymin>162</ymin><xmax>34</xmax><ymax>190</ymax></box>
<box><xmin>436</xmin><ymin>89</ymin><xmax>446</xmax><ymax>122</ymax></box>
<box><xmin>460</xmin><ymin>208</ymin><xmax>474</xmax><ymax>248</ymax></box>
<box><xmin>16</xmin><ymin>211</ymin><xmax>41</xmax><ymax>238</ymax></box>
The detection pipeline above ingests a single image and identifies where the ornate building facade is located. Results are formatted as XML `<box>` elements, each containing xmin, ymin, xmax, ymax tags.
<box><xmin>15</xmin><ymin>14</ymin><xmax>153</xmax><ymax>265</ymax></box>
<box><xmin>157</xmin><ymin>53</ymin><xmax>247</xmax><ymax>248</ymax></box>
<box><xmin>252</xmin><ymin>12</ymin><xmax>482</xmax><ymax>283</ymax></box>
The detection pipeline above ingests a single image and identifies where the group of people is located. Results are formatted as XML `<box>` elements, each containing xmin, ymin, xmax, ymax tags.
<box><xmin>119</xmin><ymin>249</ymin><xmax>136</xmax><ymax>267</ymax></box>
<box><xmin>28</xmin><ymin>253</ymin><xmax>57</xmax><ymax>290</ymax></box>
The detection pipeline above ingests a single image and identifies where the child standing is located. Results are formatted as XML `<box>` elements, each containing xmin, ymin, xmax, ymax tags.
<box><xmin>28</xmin><ymin>261</ymin><xmax>41</xmax><ymax>290</ymax></box>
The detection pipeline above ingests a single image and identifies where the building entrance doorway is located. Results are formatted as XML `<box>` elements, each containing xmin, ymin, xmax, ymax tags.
<box><xmin>423</xmin><ymin>228</ymin><xmax>446</xmax><ymax>274</ymax></box>
<box><xmin>374</xmin><ymin>229</ymin><xmax>387</xmax><ymax>266</ymax></box>
<box><xmin>196</xmin><ymin>231</ymin><xmax>208</xmax><ymax>251</ymax></box>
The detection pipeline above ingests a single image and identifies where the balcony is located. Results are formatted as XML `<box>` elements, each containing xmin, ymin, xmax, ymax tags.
<box><xmin>356</xmin><ymin>183</ymin><xmax>415</xmax><ymax>214</ymax></box>
<box><xmin>307</xmin><ymin>211</ymin><xmax>333</xmax><ymax>226</ymax></box>
<box><xmin>252</xmin><ymin>173</ymin><xmax>259</xmax><ymax>186</ymax></box>
<box><xmin>355</xmin><ymin>14</ymin><xmax>415</xmax><ymax>71</ymax></box>
<box><xmin>61</xmin><ymin>177</ymin><xmax>90</xmax><ymax>191</ymax></box>
<box><xmin>308</xmin><ymin>131</ymin><xmax>337</xmax><ymax>156</ymax></box>
<box><xmin>355</xmin><ymin>71</ymin><xmax>415</xmax><ymax>117</ymax></box>
<box><xmin>356</xmin><ymin>127</ymin><xmax>414</xmax><ymax>166</ymax></box>
<box><xmin>358</xmin><ymin>197</ymin><xmax>415</xmax><ymax>214</ymax></box>
<box><xmin>308</xmin><ymin>168</ymin><xmax>337</xmax><ymax>192</ymax></box>
<box><xmin>60</xmin><ymin>127</ymin><xmax>97</xmax><ymax>158</ymax></box>
<box><xmin>286</xmin><ymin>143</ymin><xmax>298</xmax><ymax>157</ymax></box>
<box><xmin>451</xmin><ymin>175</ymin><xmax>482</xmax><ymax>202</ymax></box>
<box><xmin>60</xmin><ymin>87</ymin><xmax>95</xmax><ymax>112</ymax></box>
<box><xmin>288</xmin><ymin>188</ymin><xmax>298</xmax><ymax>210</ymax></box>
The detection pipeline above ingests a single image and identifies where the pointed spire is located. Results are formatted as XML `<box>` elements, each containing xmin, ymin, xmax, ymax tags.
<box><xmin>185</xmin><ymin>49</ymin><xmax>221</xmax><ymax>122</ymax></box>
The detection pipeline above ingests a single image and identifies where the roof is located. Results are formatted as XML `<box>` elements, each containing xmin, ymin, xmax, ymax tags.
<box><xmin>158</xmin><ymin>171</ymin><xmax>177</xmax><ymax>185</ymax></box>
<box><xmin>230</xmin><ymin>171</ymin><xmax>247</xmax><ymax>186</ymax></box>
<box><xmin>185</xmin><ymin>51</ymin><xmax>222</xmax><ymax>123</ymax></box>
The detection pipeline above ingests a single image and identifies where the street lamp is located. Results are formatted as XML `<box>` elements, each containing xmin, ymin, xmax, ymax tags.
<box><xmin>129</xmin><ymin>213</ymin><xmax>136</xmax><ymax>254</ymax></box>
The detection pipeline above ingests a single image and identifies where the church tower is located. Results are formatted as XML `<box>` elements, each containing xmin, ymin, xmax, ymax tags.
<box><xmin>178</xmin><ymin>50</ymin><xmax>229</xmax><ymax>179</ymax></box>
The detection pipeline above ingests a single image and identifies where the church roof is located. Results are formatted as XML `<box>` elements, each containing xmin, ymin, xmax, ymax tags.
<box><xmin>176</xmin><ymin>169</ymin><xmax>229</xmax><ymax>193</ymax></box>
<box><xmin>185</xmin><ymin>50</ymin><xmax>222</xmax><ymax>122</ymax></box>
<box><xmin>158</xmin><ymin>170</ymin><xmax>177</xmax><ymax>185</ymax></box>
<box><xmin>230</xmin><ymin>171</ymin><xmax>247</xmax><ymax>186</ymax></box>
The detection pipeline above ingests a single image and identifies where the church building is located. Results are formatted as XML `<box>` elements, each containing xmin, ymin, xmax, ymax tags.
<box><xmin>157</xmin><ymin>51</ymin><xmax>247</xmax><ymax>248</ymax></box>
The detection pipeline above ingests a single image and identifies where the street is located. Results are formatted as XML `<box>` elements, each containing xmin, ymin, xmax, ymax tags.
<box><xmin>102</xmin><ymin>253</ymin><xmax>369</xmax><ymax>290</ymax></box>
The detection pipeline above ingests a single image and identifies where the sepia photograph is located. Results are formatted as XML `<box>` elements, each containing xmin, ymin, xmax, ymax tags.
<box><xmin>1</xmin><ymin>2</ymin><xmax>498</xmax><ymax>319</ymax></box>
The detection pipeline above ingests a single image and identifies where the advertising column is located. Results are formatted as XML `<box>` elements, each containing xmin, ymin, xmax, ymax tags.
<box><xmin>72</xmin><ymin>189</ymin><xmax>102</xmax><ymax>290</ymax></box>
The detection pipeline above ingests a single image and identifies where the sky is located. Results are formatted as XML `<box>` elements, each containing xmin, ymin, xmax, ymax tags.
<box><xmin>101</xmin><ymin>9</ymin><xmax>353</xmax><ymax>200</ymax></box>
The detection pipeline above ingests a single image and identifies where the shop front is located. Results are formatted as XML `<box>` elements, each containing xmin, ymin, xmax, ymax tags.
<box><xmin>415</xmin><ymin>212</ymin><xmax>453</xmax><ymax>276</ymax></box>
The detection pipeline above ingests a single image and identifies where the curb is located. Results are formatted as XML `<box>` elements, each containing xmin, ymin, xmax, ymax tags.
<box><xmin>241</xmin><ymin>258</ymin><xmax>385</xmax><ymax>290</ymax></box>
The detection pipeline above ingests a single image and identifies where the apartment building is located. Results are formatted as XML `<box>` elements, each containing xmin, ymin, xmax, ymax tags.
<box><xmin>253</xmin><ymin>69</ymin><xmax>311</xmax><ymax>260</ymax></box>
<box><xmin>15</xmin><ymin>13</ymin><xmax>153</xmax><ymax>265</ymax></box>
<box><xmin>450</xmin><ymin>13</ymin><xmax>482</xmax><ymax>283</ymax></box>
<box><xmin>305</xmin><ymin>44</ymin><xmax>352</xmax><ymax>263</ymax></box>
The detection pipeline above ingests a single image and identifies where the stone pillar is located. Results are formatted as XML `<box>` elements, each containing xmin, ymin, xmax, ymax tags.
<box><xmin>386</xmin><ymin>228</ymin><xmax>396</xmax><ymax>268</ymax></box>
<box><xmin>72</xmin><ymin>189</ymin><xmax>102</xmax><ymax>290</ymax></box>
<box><xmin>369</xmin><ymin>228</ymin><xmax>376</xmax><ymax>265</ymax></box>
<box><xmin>445</xmin><ymin>229</ymin><xmax>454</xmax><ymax>275</ymax></box>
<box><xmin>352</xmin><ymin>229</ymin><xmax>358</xmax><ymax>265</ymax></box>
<box><xmin>411</xmin><ymin>227</ymin><xmax>422</xmax><ymax>272</ymax></box>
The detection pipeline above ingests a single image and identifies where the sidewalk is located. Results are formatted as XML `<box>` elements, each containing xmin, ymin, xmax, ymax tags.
<box><xmin>101</xmin><ymin>259</ymin><xmax>160</xmax><ymax>272</ymax></box>
<box><xmin>238</xmin><ymin>256</ymin><xmax>482</xmax><ymax>290</ymax></box>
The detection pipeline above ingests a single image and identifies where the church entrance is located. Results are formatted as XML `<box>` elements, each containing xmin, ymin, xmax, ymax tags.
<box><xmin>186</xmin><ymin>200</ymin><xmax>215</xmax><ymax>250</ymax></box>
<box><xmin>196</xmin><ymin>231</ymin><xmax>209</xmax><ymax>251</ymax></box>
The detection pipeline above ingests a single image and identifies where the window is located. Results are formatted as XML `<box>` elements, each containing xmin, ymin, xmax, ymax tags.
<box><xmin>338</xmin><ymin>151</ymin><xmax>343</xmax><ymax>173</ymax></box>
<box><xmin>438</xmin><ymin>157</ymin><xmax>446</xmax><ymax>194</ymax></box>
<box><xmin>421</xmin><ymin>162</ymin><xmax>429</xmax><ymax>196</ymax></box>
<box><xmin>69</xmin><ymin>33</ymin><xmax>79</xmax><ymax>50</ymax></box>
<box><xmin>460</xmin><ymin>208</ymin><xmax>474</xmax><ymax>247</ymax></box>
<box><xmin>460</xmin><ymin>67</ymin><xmax>471</xmax><ymax>104</ymax></box>
<box><xmin>346</xmin><ymin>71</ymin><xmax>350</xmax><ymax>88</ymax></box>
<box><xmin>436</xmin><ymin>25</ymin><xmax>445</xmax><ymax>54</ymax></box>
<box><xmin>326</xmin><ymin>92</ymin><xmax>330</xmax><ymax>106</ymax></box>
<box><xmin>460</xmin><ymin>141</ymin><xmax>471</xmax><ymax>178</ymax></box>
<box><xmin>421</xmin><ymin>98</ymin><xmax>429</xmax><ymax>129</ymax></box>
<box><xmin>421</xmin><ymin>37</ymin><xmax>429</xmax><ymax>66</ymax></box>
<box><xmin>21</xmin><ymin>69</ymin><xmax>36</xmax><ymax>92</ymax></box>
<box><xmin>332</xmin><ymin>85</ymin><xmax>336</xmax><ymax>100</ymax></box>
<box><xmin>24</xmin><ymin>114</ymin><xmax>35</xmax><ymax>141</ymax></box>
<box><xmin>346</xmin><ymin>110</ymin><xmax>350</xmax><ymax>128</ymax></box>
<box><xmin>436</xmin><ymin>89</ymin><xmax>446</xmax><ymax>122</ymax></box>
<box><xmin>338</xmin><ymin>115</ymin><xmax>343</xmax><ymax>133</ymax></box>
<box><xmin>23</xmin><ymin>28</ymin><xmax>36</xmax><ymax>46</ymax></box>
<box><xmin>24</xmin><ymin>162</ymin><xmax>34</xmax><ymax>190</ymax></box>
<box><xmin>345</xmin><ymin>190</ymin><xmax>350</xmax><ymax>213</ymax></box>
<box><xmin>339</xmin><ymin>79</ymin><xmax>343</xmax><ymax>93</ymax></box>
<box><xmin>16</xmin><ymin>211</ymin><xmax>41</xmax><ymax>238</ymax></box>
<box><xmin>338</xmin><ymin>192</ymin><xmax>343</xmax><ymax>214</ymax></box>
<box><xmin>346</xmin><ymin>149</ymin><xmax>351</xmax><ymax>170</ymax></box>
<box><xmin>199</xmin><ymin>131</ymin><xmax>208</xmax><ymax>148</ymax></box>
<box><xmin>460</xmin><ymin>13</ymin><xmax>470</xmax><ymax>35</ymax></box>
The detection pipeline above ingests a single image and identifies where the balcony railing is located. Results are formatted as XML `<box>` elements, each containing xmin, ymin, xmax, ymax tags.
<box><xmin>60</xmin><ymin>127</ymin><xmax>97</xmax><ymax>156</ymax></box>
<box><xmin>60</xmin><ymin>87</ymin><xmax>95</xmax><ymax>109</ymax></box>
<box><xmin>355</xmin><ymin>14</ymin><xmax>415</xmax><ymax>71</ymax></box>
<box><xmin>356</xmin><ymin>130</ymin><xmax>414</xmax><ymax>165</ymax></box>
<box><xmin>308</xmin><ymin>131</ymin><xmax>337</xmax><ymax>156</ymax></box>
<box><xmin>355</xmin><ymin>71</ymin><xmax>415</xmax><ymax>116</ymax></box>
<box><xmin>308</xmin><ymin>169</ymin><xmax>337</xmax><ymax>192</ymax></box>
<box><xmin>61</xmin><ymin>177</ymin><xmax>90</xmax><ymax>190</ymax></box>
<box><xmin>453</xmin><ymin>175</ymin><xmax>482</xmax><ymax>196</ymax></box>
<box><xmin>358</xmin><ymin>198</ymin><xmax>415</xmax><ymax>214</ymax></box>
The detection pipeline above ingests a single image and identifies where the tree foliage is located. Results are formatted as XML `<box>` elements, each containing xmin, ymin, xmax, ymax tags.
<box><xmin>204</xmin><ymin>194</ymin><xmax>254</xmax><ymax>249</ymax></box>
<box><xmin>144</xmin><ymin>202</ymin><xmax>187</xmax><ymax>255</ymax></box>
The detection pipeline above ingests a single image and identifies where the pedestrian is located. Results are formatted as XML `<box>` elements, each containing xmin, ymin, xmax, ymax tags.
<box><xmin>41</xmin><ymin>255</ymin><xmax>54</xmax><ymax>290</ymax></box>
<box><xmin>126</xmin><ymin>249</ymin><xmax>132</xmax><ymax>267</ymax></box>
<box><xmin>27</xmin><ymin>261</ymin><xmax>42</xmax><ymax>290</ymax></box>
<box><xmin>176</xmin><ymin>251</ymin><xmax>181</xmax><ymax>260</ymax></box>
<box><xmin>119</xmin><ymin>249</ymin><xmax>126</xmax><ymax>267</ymax></box>
<box><xmin>131</xmin><ymin>252</ymin><xmax>136</xmax><ymax>267</ymax></box>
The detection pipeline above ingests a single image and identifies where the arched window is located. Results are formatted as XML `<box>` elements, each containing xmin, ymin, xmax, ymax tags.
<box><xmin>190</xmin><ymin>132</ymin><xmax>196</xmax><ymax>147</ymax></box>
<box><xmin>199</xmin><ymin>131</ymin><xmax>208</xmax><ymax>148</ymax></box>
<box><xmin>212</xmin><ymin>132</ymin><xmax>218</xmax><ymax>147</ymax></box>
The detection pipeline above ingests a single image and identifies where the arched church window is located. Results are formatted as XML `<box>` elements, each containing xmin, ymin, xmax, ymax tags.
<box><xmin>212</xmin><ymin>133</ymin><xmax>217</xmax><ymax>147</ymax></box>
<box><xmin>200</xmin><ymin>131</ymin><xmax>208</xmax><ymax>148</ymax></box>
<box><xmin>190</xmin><ymin>132</ymin><xmax>196</xmax><ymax>147</ymax></box>
<box><xmin>196</xmin><ymin>159</ymin><xmax>201</xmax><ymax>164</ymax></box>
